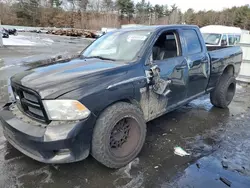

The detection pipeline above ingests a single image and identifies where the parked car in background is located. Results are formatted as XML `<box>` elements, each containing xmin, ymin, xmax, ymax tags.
<box><xmin>201</xmin><ymin>25</ymin><xmax>242</xmax><ymax>47</ymax></box>
<box><xmin>7</xmin><ymin>28</ymin><xmax>18</xmax><ymax>36</ymax></box>
<box><xmin>95</xmin><ymin>30</ymin><xmax>104</xmax><ymax>38</ymax></box>
<box><xmin>1</xmin><ymin>29</ymin><xmax>9</xmax><ymax>38</ymax></box>
<box><xmin>241</xmin><ymin>29</ymin><xmax>250</xmax><ymax>35</ymax></box>
<box><xmin>101</xmin><ymin>27</ymin><xmax>117</xmax><ymax>34</ymax></box>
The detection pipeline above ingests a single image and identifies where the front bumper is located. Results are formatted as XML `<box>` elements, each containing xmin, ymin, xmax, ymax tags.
<box><xmin>0</xmin><ymin>104</ymin><xmax>96</xmax><ymax>164</ymax></box>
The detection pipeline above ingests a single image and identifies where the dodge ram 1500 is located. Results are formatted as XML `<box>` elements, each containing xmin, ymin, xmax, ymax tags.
<box><xmin>0</xmin><ymin>25</ymin><xmax>242</xmax><ymax>168</ymax></box>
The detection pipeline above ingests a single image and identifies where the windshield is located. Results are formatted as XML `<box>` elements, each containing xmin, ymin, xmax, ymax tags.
<box><xmin>82</xmin><ymin>30</ymin><xmax>152</xmax><ymax>61</ymax></box>
<box><xmin>202</xmin><ymin>33</ymin><xmax>222</xmax><ymax>45</ymax></box>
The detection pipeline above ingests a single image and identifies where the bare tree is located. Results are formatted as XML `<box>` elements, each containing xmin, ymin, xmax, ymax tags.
<box><xmin>78</xmin><ymin>0</ymin><xmax>88</xmax><ymax>11</ymax></box>
<box><xmin>101</xmin><ymin>0</ymin><xmax>113</xmax><ymax>12</ymax></box>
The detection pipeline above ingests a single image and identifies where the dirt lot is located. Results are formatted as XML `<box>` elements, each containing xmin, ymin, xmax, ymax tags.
<box><xmin>1</xmin><ymin>33</ymin><xmax>250</xmax><ymax>188</ymax></box>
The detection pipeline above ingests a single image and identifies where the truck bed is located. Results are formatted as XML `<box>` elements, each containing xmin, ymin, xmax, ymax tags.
<box><xmin>206</xmin><ymin>46</ymin><xmax>230</xmax><ymax>51</ymax></box>
<box><xmin>207</xmin><ymin>46</ymin><xmax>242</xmax><ymax>89</ymax></box>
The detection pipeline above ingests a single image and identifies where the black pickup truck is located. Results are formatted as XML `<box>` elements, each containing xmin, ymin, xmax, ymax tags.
<box><xmin>0</xmin><ymin>25</ymin><xmax>242</xmax><ymax>168</ymax></box>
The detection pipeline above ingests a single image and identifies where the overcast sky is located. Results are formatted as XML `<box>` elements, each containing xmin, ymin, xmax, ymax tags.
<box><xmin>145</xmin><ymin>0</ymin><xmax>250</xmax><ymax>11</ymax></box>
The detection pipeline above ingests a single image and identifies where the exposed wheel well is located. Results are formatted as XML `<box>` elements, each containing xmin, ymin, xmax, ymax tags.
<box><xmin>97</xmin><ymin>98</ymin><xmax>142</xmax><ymax>118</ymax></box>
<box><xmin>111</xmin><ymin>98</ymin><xmax>142</xmax><ymax>111</ymax></box>
<box><xmin>223</xmin><ymin>65</ymin><xmax>235</xmax><ymax>76</ymax></box>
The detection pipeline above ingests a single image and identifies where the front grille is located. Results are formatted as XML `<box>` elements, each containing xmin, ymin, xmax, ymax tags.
<box><xmin>11</xmin><ymin>82</ymin><xmax>49</xmax><ymax>123</ymax></box>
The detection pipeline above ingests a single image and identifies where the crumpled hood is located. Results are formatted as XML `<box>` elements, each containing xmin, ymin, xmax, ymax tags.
<box><xmin>11</xmin><ymin>57</ymin><xmax>127</xmax><ymax>98</ymax></box>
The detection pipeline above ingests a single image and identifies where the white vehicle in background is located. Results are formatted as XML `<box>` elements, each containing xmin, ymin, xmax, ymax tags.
<box><xmin>201</xmin><ymin>25</ymin><xmax>242</xmax><ymax>47</ymax></box>
<box><xmin>241</xmin><ymin>29</ymin><xmax>250</xmax><ymax>34</ymax></box>
<box><xmin>101</xmin><ymin>27</ymin><xmax>117</xmax><ymax>34</ymax></box>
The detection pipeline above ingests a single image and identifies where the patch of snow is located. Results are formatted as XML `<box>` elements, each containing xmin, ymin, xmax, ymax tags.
<box><xmin>0</xmin><ymin>62</ymin><xmax>23</xmax><ymax>71</ymax></box>
<box><xmin>0</xmin><ymin>64</ymin><xmax>15</xmax><ymax>71</ymax></box>
<box><xmin>0</xmin><ymin>135</ymin><xmax>6</xmax><ymax>151</ymax></box>
<box><xmin>30</xmin><ymin>35</ymin><xmax>54</xmax><ymax>45</ymax></box>
<box><xmin>2</xmin><ymin>35</ymin><xmax>54</xmax><ymax>46</ymax></box>
<box><xmin>113</xmin><ymin>158</ymin><xmax>144</xmax><ymax>188</ymax></box>
<box><xmin>237</xmin><ymin>84</ymin><xmax>243</xmax><ymax>89</ymax></box>
<box><xmin>114</xmin><ymin>158</ymin><xmax>140</xmax><ymax>179</ymax></box>
<box><xmin>115</xmin><ymin>173</ymin><xmax>144</xmax><ymax>188</ymax></box>
<box><xmin>3</xmin><ymin>35</ymin><xmax>37</xmax><ymax>46</ymax></box>
<box><xmin>16</xmin><ymin>166</ymin><xmax>54</xmax><ymax>186</ymax></box>
<box><xmin>41</xmin><ymin>38</ymin><xmax>54</xmax><ymax>43</ymax></box>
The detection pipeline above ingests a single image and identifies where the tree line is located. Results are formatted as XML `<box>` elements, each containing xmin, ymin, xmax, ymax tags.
<box><xmin>0</xmin><ymin>0</ymin><xmax>250</xmax><ymax>30</ymax></box>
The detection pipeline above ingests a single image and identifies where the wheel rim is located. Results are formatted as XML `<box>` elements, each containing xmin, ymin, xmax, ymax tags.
<box><xmin>109</xmin><ymin>117</ymin><xmax>141</xmax><ymax>158</ymax></box>
<box><xmin>226</xmin><ymin>83</ymin><xmax>235</xmax><ymax>103</ymax></box>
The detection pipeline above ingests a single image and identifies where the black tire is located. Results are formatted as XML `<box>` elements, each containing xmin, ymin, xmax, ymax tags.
<box><xmin>210</xmin><ymin>74</ymin><xmax>236</xmax><ymax>108</ymax></box>
<box><xmin>91</xmin><ymin>102</ymin><xmax>146</xmax><ymax>168</ymax></box>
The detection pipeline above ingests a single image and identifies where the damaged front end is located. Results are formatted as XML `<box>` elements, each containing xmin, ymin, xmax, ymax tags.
<box><xmin>0</xmin><ymin>100</ymin><xmax>95</xmax><ymax>164</ymax></box>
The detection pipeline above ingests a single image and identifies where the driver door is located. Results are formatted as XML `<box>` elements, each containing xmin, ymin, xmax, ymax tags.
<box><xmin>145</xmin><ymin>29</ymin><xmax>188</xmax><ymax>121</ymax></box>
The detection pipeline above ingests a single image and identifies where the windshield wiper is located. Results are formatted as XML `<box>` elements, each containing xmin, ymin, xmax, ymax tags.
<box><xmin>85</xmin><ymin>56</ymin><xmax>116</xmax><ymax>61</ymax></box>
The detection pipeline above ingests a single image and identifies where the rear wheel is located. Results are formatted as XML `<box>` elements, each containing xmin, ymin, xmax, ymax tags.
<box><xmin>210</xmin><ymin>74</ymin><xmax>236</xmax><ymax>108</ymax></box>
<box><xmin>91</xmin><ymin>102</ymin><xmax>146</xmax><ymax>168</ymax></box>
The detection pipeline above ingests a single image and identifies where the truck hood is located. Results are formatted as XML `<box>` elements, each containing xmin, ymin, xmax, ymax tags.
<box><xmin>11</xmin><ymin>57</ymin><xmax>127</xmax><ymax>98</ymax></box>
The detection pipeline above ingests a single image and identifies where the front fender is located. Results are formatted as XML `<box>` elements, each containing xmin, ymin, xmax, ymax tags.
<box><xmin>58</xmin><ymin>81</ymin><xmax>136</xmax><ymax>118</ymax></box>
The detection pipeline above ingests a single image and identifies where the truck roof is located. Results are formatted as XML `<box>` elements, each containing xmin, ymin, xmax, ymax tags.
<box><xmin>201</xmin><ymin>25</ymin><xmax>242</xmax><ymax>34</ymax></box>
<box><xmin>115</xmin><ymin>24</ymin><xmax>199</xmax><ymax>32</ymax></box>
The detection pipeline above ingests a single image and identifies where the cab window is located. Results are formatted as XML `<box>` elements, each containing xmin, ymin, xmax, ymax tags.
<box><xmin>221</xmin><ymin>35</ymin><xmax>228</xmax><ymax>46</ymax></box>
<box><xmin>183</xmin><ymin>29</ymin><xmax>202</xmax><ymax>55</ymax></box>
<box><xmin>228</xmin><ymin>35</ymin><xmax>235</xmax><ymax>45</ymax></box>
<box><xmin>235</xmin><ymin>35</ymin><xmax>241</xmax><ymax>44</ymax></box>
<box><xmin>152</xmin><ymin>31</ymin><xmax>181</xmax><ymax>61</ymax></box>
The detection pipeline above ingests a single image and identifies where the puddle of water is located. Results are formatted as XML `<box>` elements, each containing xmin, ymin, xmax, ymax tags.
<box><xmin>163</xmin><ymin>156</ymin><xmax>250</xmax><ymax>188</ymax></box>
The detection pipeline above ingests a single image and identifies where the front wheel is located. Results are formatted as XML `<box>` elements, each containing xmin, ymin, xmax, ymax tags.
<box><xmin>210</xmin><ymin>74</ymin><xmax>236</xmax><ymax>108</ymax></box>
<box><xmin>91</xmin><ymin>102</ymin><xmax>146</xmax><ymax>168</ymax></box>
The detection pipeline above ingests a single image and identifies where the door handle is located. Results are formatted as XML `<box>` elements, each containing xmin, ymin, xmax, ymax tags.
<box><xmin>176</xmin><ymin>65</ymin><xmax>186</xmax><ymax>70</ymax></box>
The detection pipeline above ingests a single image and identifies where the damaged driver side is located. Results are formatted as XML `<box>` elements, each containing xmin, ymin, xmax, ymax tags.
<box><xmin>146</xmin><ymin>30</ymin><xmax>181</xmax><ymax>96</ymax></box>
<box><xmin>143</xmin><ymin>29</ymin><xmax>188</xmax><ymax>121</ymax></box>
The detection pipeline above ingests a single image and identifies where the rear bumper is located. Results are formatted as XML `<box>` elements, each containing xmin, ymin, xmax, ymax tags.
<box><xmin>0</xmin><ymin>104</ymin><xmax>96</xmax><ymax>164</ymax></box>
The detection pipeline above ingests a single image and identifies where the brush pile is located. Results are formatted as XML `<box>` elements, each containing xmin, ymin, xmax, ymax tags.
<box><xmin>46</xmin><ymin>29</ymin><xmax>97</xmax><ymax>38</ymax></box>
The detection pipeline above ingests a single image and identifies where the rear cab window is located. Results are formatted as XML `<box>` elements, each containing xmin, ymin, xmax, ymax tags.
<box><xmin>228</xmin><ymin>35</ymin><xmax>236</xmax><ymax>45</ymax></box>
<box><xmin>235</xmin><ymin>35</ymin><xmax>241</xmax><ymax>44</ymax></box>
<box><xmin>182</xmin><ymin>29</ymin><xmax>202</xmax><ymax>55</ymax></box>
<box><xmin>221</xmin><ymin>35</ymin><xmax>228</xmax><ymax>46</ymax></box>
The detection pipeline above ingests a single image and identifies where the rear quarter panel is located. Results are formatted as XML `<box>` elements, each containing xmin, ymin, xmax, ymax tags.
<box><xmin>207</xmin><ymin>46</ymin><xmax>242</xmax><ymax>89</ymax></box>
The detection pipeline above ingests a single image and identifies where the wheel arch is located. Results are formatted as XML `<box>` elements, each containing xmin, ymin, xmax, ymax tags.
<box><xmin>222</xmin><ymin>64</ymin><xmax>235</xmax><ymax>77</ymax></box>
<box><xmin>215</xmin><ymin>64</ymin><xmax>235</xmax><ymax>85</ymax></box>
<box><xmin>96</xmin><ymin>98</ymin><xmax>143</xmax><ymax>118</ymax></box>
